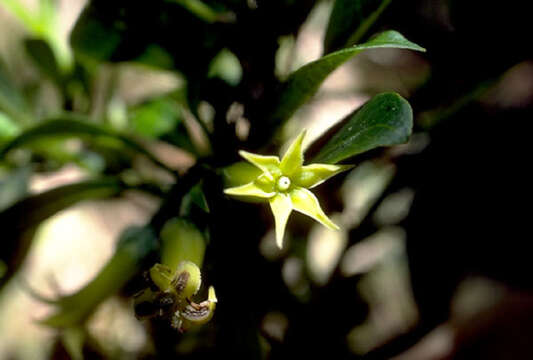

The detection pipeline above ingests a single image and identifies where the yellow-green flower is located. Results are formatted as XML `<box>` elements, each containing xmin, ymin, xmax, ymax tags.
<box><xmin>224</xmin><ymin>131</ymin><xmax>352</xmax><ymax>248</ymax></box>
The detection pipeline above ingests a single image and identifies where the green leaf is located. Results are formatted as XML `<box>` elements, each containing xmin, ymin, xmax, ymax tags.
<box><xmin>41</xmin><ymin>226</ymin><xmax>157</xmax><ymax>328</ymax></box>
<box><xmin>0</xmin><ymin>116</ymin><xmax>176</xmax><ymax>175</ymax></box>
<box><xmin>0</xmin><ymin>111</ymin><xmax>21</xmax><ymax>141</ymax></box>
<box><xmin>271</xmin><ymin>31</ymin><xmax>425</xmax><ymax>125</ymax></box>
<box><xmin>69</xmin><ymin>5</ymin><xmax>123</xmax><ymax>63</ymax></box>
<box><xmin>0</xmin><ymin>178</ymin><xmax>125</xmax><ymax>290</ymax></box>
<box><xmin>129</xmin><ymin>98</ymin><xmax>181</xmax><ymax>138</ymax></box>
<box><xmin>188</xmin><ymin>182</ymin><xmax>210</xmax><ymax>213</ymax></box>
<box><xmin>0</xmin><ymin>60</ymin><xmax>32</xmax><ymax>125</ymax></box>
<box><xmin>313</xmin><ymin>92</ymin><xmax>413</xmax><ymax>164</ymax></box>
<box><xmin>324</xmin><ymin>0</ymin><xmax>393</xmax><ymax>54</ymax></box>
<box><xmin>24</xmin><ymin>38</ymin><xmax>62</xmax><ymax>83</ymax></box>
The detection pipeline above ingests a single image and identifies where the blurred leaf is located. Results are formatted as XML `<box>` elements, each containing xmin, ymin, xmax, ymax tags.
<box><xmin>0</xmin><ymin>116</ymin><xmax>176</xmax><ymax>175</ymax></box>
<box><xmin>61</xmin><ymin>327</ymin><xmax>85</xmax><ymax>360</ymax></box>
<box><xmin>41</xmin><ymin>226</ymin><xmax>158</xmax><ymax>328</ymax></box>
<box><xmin>0</xmin><ymin>166</ymin><xmax>30</xmax><ymax>211</ymax></box>
<box><xmin>313</xmin><ymin>92</ymin><xmax>413</xmax><ymax>164</ymax></box>
<box><xmin>0</xmin><ymin>111</ymin><xmax>21</xmax><ymax>141</ymax></box>
<box><xmin>271</xmin><ymin>31</ymin><xmax>425</xmax><ymax>126</ymax></box>
<box><xmin>1</xmin><ymin>0</ymin><xmax>73</xmax><ymax>70</ymax></box>
<box><xmin>0</xmin><ymin>60</ymin><xmax>32</xmax><ymax>125</ymax></box>
<box><xmin>69</xmin><ymin>4</ymin><xmax>123</xmax><ymax>63</ymax></box>
<box><xmin>0</xmin><ymin>178</ymin><xmax>125</xmax><ymax>290</ymax></box>
<box><xmin>324</xmin><ymin>0</ymin><xmax>393</xmax><ymax>54</ymax></box>
<box><xmin>208</xmin><ymin>48</ymin><xmax>242</xmax><ymax>86</ymax></box>
<box><xmin>135</xmin><ymin>45</ymin><xmax>175</xmax><ymax>70</ymax></box>
<box><xmin>24</xmin><ymin>38</ymin><xmax>62</xmax><ymax>83</ymax></box>
<box><xmin>167</xmin><ymin>0</ymin><xmax>220</xmax><ymax>23</ymax></box>
<box><xmin>70</xmin><ymin>1</ymin><xmax>223</xmax><ymax>75</ymax></box>
<box><xmin>130</xmin><ymin>98</ymin><xmax>181</xmax><ymax>138</ymax></box>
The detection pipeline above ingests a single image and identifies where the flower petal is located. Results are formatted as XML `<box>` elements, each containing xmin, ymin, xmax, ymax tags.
<box><xmin>280</xmin><ymin>130</ymin><xmax>306</xmax><ymax>176</ymax></box>
<box><xmin>224</xmin><ymin>182</ymin><xmax>276</xmax><ymax>198</ymax></box>
<box><xmin>294</xmin><ymin>164</ymin><xmax>354</xmax><ymax>189</ymax></box>
<box><xmin>290</xmin><ymin>187</ymin><xmax>339</xmax><ymax>230</ymax></box>
<box><xmin>269</xmin><ymin>193</ymin><xmax>293</xmax><ymax>248</ymax></box>
<box><xmin>239</xmin><ymin>151</ymin><xmax>281</xmax><ymax>179</ymax></box>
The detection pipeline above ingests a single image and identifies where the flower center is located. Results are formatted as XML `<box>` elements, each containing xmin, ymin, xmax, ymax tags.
<box><xmin>277</xmin><ymin>176</ymin><xmax>291</xmax><ymax>191</ymax></box>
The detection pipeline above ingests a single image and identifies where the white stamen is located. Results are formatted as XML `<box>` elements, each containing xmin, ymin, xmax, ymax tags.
<box><xmin>277</xmin><ymin>176</ymin><xmax>291</xmax><ymax>191</ymax></box>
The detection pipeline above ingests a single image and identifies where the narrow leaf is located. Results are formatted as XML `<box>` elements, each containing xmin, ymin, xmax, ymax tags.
<box><xmin>324</xmin><ymin>0</ymin><xmax>393</xmax><ymax>54</ymax></box>
<box><xmin>313</xmin><ymin>92</ymin><xmax>413</xmax><ymax>164</ymax></box>
<box><xmin>0</xmin><ymin>116</ymin><xmax>176</xmax><ymax>175</ymax></box>
<box><xmin>271</xmin><ymin>31</ymin><xmax>425</xmax><ymax>126</ymax></box>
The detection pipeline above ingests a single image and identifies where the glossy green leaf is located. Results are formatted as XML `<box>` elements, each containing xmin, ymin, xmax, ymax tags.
<box><xmin>0</xmin><ymin>178</ymin><xmax>125</xmax><ymax>290</ymax></box>
<box><xmin>313</xmin><ymin>92</ymin><xmax>413</xmax><ymax>164</ymax></box>
<box><xmin>271</xmin><ymin>31</ymin><xmax>425</xmax><ymax>125</ymax></box>
<box><xmin>41</xmin><ymin>226</ymin><xmax>157</xmax><ymax>328</ymax></box>
<box><xmin>324</xmin><ymin>0</ymin><xmax>393</xmax><ymax>54</ymax></box>
<box><xmin>0</xmin><ymin>116</ymin><xmax>175</xmax><ymax>175</ymax></box>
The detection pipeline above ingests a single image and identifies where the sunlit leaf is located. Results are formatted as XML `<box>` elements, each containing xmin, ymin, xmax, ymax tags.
<box><xmin>270</xmin><ymin>31</ymin><xmax>425</xmax><ymax>126</ymax></box>
<box><xmin>313</xmin><ymin>92</ymin><xmax>413</xmax><ymax>164</ymax></box>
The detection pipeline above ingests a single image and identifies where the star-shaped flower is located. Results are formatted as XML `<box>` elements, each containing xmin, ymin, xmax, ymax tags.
<box><xmin>224</xmin><ymin>131</ymin><xmax>352</xmax><ymax>248</ymax></box>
